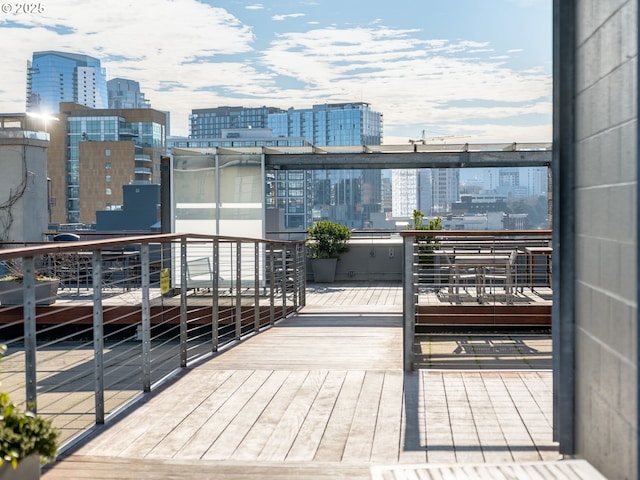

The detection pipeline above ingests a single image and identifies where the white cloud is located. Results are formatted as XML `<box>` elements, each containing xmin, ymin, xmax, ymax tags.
<box><xmin>0</xmin><ymin>1</ymin><xmax>551</xmax><ymax>141</ymax></box>
<box><xmin>1</xmin><ymin>0</ymin><xmax>256</xmax><ymax>134</ymax></box>
<box><xmin>272</xmin><ymin>13</ymin><xmax>306</xmax><ymax>21</ymax></box>
<box><xmin>257</xmin><ymin>26</ymin><xmax>551</xmax><ymax>141</ymax></box>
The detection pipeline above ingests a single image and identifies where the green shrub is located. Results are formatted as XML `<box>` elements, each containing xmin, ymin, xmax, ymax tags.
<box><xmin>306</xmin><ymin>220</ymin><xmax>351</xmax><ymax>259</ymax></box>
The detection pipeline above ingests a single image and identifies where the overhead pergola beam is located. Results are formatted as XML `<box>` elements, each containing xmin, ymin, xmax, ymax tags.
<box><xmin>265</xmin><ymin>149</ymin><xmax>552</xmax><ymax>170</ymax></box>
<box><xmin>171</xmin><ymin>142</ymin><xmax>553</xmax><ymax>170</ymax></box>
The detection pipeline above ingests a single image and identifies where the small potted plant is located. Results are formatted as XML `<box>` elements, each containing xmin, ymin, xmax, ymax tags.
<box><xmin>306</xmin><ymin>220</ymin><xmax>351</xmax><ymax>282</ymax></box>
<box><xmin>0</xmin><ymin>344</ymin><xmax>59</xmax><ymax>480</ymax></box>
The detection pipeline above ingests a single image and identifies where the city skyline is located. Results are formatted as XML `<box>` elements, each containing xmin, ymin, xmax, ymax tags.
<box><xmin>0</xmin><ymin>0</ymin><xmax>551</xmax><ymax>143</ymax></box>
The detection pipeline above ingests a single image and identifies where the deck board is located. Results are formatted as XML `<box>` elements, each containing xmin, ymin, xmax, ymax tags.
<box><xmin>257</xmin><ymin>370</ymin><xmax>328</xmax><ymax>461</ymax></box>
<box><xmin>204</xmin><ymin>369</ymin><xmax>292</xmax><ymax>460</ymax></box>
<box><xmin>286</xmin><ymin>370</ymin><xmax>346</xmax><ymax>461</ymax></box>
<box><xmin>313</xmin><ymin>369</ymin><xmax>365</xmax><ymax>462</ymax></box>
<box><xmin>342</xmin><ymin>370</ymin><xmax>385</xmax><ymax>461</ymax></box>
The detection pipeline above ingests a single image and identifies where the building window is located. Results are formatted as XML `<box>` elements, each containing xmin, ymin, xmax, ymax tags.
<box><xmin>105</xmin><ymin>149</ymin><xmax>111</xmax><ymax>157</ymax></box>
<box><xmin>106</xmin><ymin>188</ymin><xmax>112</xmax><ymax>195</ymax></box>
<box><xmin>105</xmin><ymin>162</ymin><xmax>111</xmax><ymax>169</ymax></box>
<box><xmin>105</xmin><ymin>175</ymin><xmax>111</xmax><ymax>183</ymax></box>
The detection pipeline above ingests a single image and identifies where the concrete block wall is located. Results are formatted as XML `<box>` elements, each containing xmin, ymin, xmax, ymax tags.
<box><xmin>0</xmin><ymin>137</ymin><xmax>50</xmax><ymax>242</ymax></box>
<box><xmin>306</xmin><ymin>239</ymin><xmax>403</xmax><ymax>282</ymax></box>
<box><xmin>573</xmin><ymin>1</ymin><xmax>638</xmax><ymax>478</ymax></box>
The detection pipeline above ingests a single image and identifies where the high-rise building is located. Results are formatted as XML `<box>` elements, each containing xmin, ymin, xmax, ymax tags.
<box><xmin>107</xmin><ymin>78</ymin><xmax>151</xmax><ymax>109</ymax></box>
<box><xmin>392</xmin><ymin>170</ymin><xmax>419</xmax><ymax>218</ymax></box>
<box><xmin>26</xmin><ymin>51</ymin><xmax>108</xmax><ymax>114</ymax></box>
<box><xmin>190</xmin><ymin>103</ymin><xmax>383</xmax><ymax>147</ymax></box>
<box><xmin>189</xmin><ymin>106</ymin><xmax>285</xmax><ymax>138</ymax></box>
<box><xmin>431</xmin><ymin>168</ymin><xmax>460</xmax><ymax>214</ymax></box>
<box><xmin>47</xmin><ymin>103</ymin><xmax>167</xmax><ymax>225</ymax></box>
<box><xmin>269</xmin><ymin>102</ymin><xmax>384</xmax><ymax>228</ymax></box>
<box><xmin>188</xmin><ymin>103</ymin><xmax>385</xmax><ymax>229</ymax></box>
<box><xmin>482</xmin><ymin>167</ymin><xmax>548</xmax><ymax>198</ymax></box>
<box><xmin>392</xmin><ymin>168</ymin><xmax>449</xmax><ymax>218</ymax></box>
<box><xmin>268</xmin><ymin>102</ymin><xmax>382</xmax><ymax>145</ymax></box>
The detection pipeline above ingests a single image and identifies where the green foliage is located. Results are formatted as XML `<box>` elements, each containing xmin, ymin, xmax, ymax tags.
<box><xmin>306</xmin><ymin>220</ymin><xmax>351</xmax><ymax>259</ymax></box>
<box><xmin>412</xmin><ymin>210</ymin><xmax>442</xmax><ymax>231</ymax></box>
<box><xmin>0</xmin><ymin>344</ymin><xmax>59</xmax><ymax>469</ymax></box>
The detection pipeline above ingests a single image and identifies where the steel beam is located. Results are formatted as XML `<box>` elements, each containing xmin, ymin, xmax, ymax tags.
<box><xmin>265</xmin><ymin>149</ymin><xmax>551</xmax><ymax>170</ymax></box>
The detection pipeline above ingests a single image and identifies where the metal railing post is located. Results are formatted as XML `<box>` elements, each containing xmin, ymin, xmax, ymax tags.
<box><xmin>179</xmin><ymin>238</ymin><xmax>187</xmax><ymax>368</ymax></box>
<box><xmin>281</xmin><ymin>243</ymin><xmax>287</xmax><ymax>317</ymax></box>
<box><xmin>402</xmin><ymin>235</ymin><xmax>416</xmax><ymax>371</ymax></box>
<box><xmin>235</xmin><ymin>241</ymin><xmax>242</xmax><ymax>340</ymax></box>
<box><xmin>269</xmin><ymin>244</ymin><xmax>275</xmax><ymax>324</ymax></box>
<box><xmin>299</xmin><ymin>243</ymin><xmax>306</xmax><ymax>307</ymax></box>
<box><xmin>140</xmin><ymin>244</ymin><xmax>151</xmax><ymax>392</ymax></box>
<box><xmin>22</xmin><ymin>256</ymin><xmax>37</xmax><ymax>412</ymax></box>
<box><xmin>212</xmin><ymin>239</ymin><xmax>219</xmax><ymax>352</ymax></box>
<box><xmin>92</xmin><ymin>250</ymin><xmax>104</xmax><ymax>423</ymax></box>
<box><xmin>254</xmin><ymin>243</ymin><xmax>260</xmax><ymax>331</ymax></box>
<box><xmin>292</xmin><ymin>245</ymin><xmax>299</xmax><ymax>309</ymax></box>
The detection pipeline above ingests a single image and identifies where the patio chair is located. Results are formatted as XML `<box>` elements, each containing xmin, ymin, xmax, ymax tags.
<box><xmin>441</xmin><ymin>251</ymin><xmax>483</xmax><ymax>304</ymax></box>
<box><xmin>479</xmin><ymin>250</ymin><xmax>518</xmax><ymax>304</ymax></box>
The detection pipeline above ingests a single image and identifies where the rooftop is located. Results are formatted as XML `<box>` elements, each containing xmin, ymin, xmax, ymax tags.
<box><xmin>37</xmin><ymin>282</ymin><xmax>600</xmax><ymax>480</ymax></box>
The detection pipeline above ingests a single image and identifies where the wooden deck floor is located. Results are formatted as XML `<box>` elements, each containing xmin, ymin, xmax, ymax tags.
<box><xmin>39</xmin><ymin>282</ymin><xmax>595</xmax><ymax>480</ymax></box>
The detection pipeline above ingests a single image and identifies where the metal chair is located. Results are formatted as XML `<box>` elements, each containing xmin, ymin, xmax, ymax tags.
<box><xmin>479</xmin><ymin>250</ymin><xmax>518</xmax><ymax>305</ymax></box>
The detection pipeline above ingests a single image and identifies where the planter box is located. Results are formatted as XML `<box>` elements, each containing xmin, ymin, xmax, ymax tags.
<box><xmin>0</xmin><ymin>455</ymin><xmax>40</xmax><ymax>480</ymax></box>
<box><xmin>311</xmin><ymin>258</ymin><xmax>338</xmax><ymax>283</ymax></box>
<box><xmin>0</xmin><ymin>279</ymin><xmax>58</xmax><ymax>305</ymax></box>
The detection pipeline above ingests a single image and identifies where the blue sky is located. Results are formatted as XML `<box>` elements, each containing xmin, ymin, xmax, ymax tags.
<box><xmin>0</xmin><ymin>0</ymin><xmax>552</xmax><ymax>142</ymax></box>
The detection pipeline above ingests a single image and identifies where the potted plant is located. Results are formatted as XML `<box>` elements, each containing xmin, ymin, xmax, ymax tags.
<box><xmin>0</xmin><ymin>261</ymin><xmax>59</xmax><ymax>306</ymax></box>
<box><xmin>0</xmin><ymin>344</ymin><xmax>59</xmax><ymax>480</ymax></box>
<box><xmin>306</xmin><ymin>220</ymin><xmax>351</xmax><ymax>282</ymax></box>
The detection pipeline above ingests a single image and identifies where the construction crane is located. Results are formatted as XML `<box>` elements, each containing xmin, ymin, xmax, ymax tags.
<box><xmin>408</xmin><ymin>129</ymin><xmax>471</xmax><ymax>145</ymax></box>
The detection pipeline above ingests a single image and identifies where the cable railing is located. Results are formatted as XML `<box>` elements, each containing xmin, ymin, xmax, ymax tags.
<box><xmin>0</xmin><ymin>233</ymin><xmax>305</xmax><ymax>450</ymax></box>
<box><xmin>401</xmin><ymin>230</ymin><xmax>553</xmax><ymax>370</ymax></box>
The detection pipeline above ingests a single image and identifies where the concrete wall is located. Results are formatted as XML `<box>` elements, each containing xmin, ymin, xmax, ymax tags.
<box><xmin>306</xmin><ymin>238</ymin><xmax>403</xmax><ymax>282</ymax></box>
<box><xmin>0</xmin><ymin>137</ymin><xmax>49</xmax><ymax>242</ymax></box>
<box><xmin>569</xmin><ymin>1</ymin><xmax>638</xmax><ymax>478</ymax></box>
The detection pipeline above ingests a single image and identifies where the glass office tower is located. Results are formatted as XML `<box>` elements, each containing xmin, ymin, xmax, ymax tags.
<box><xmin>107</xmin><ymin>78</ymin><xmax>151</xmax><ymax>109</ymax></box>
<box><xmin>268</xmin><ymin>102</ymin><xmax>382</xmax><ymax>146</ymax></box>
<box><xmin>269</xmin><ymin>102</ymin><xmax>384</xmax><ymax>229</ymax></box>
<box><xmin>27</xmin><ymin>51</ymin><xmax>108</xmax><ymax>113</ymax></box>
<box><xmin>189</xmin><ymin>106</ymin><xmax>285</xmax><ymax>138</ymax></box>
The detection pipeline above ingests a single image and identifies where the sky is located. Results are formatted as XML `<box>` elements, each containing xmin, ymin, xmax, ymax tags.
<box><xmin>0</xmin><ymin>0</ymin><xmax>552</xmax><ymax>144</ymax></box>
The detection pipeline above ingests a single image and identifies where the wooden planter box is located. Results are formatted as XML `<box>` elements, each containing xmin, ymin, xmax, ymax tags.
<box><xmin>0</xmin><ymin>279</ymin><xmax>59</xmax><ymax>306</ymax></box>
